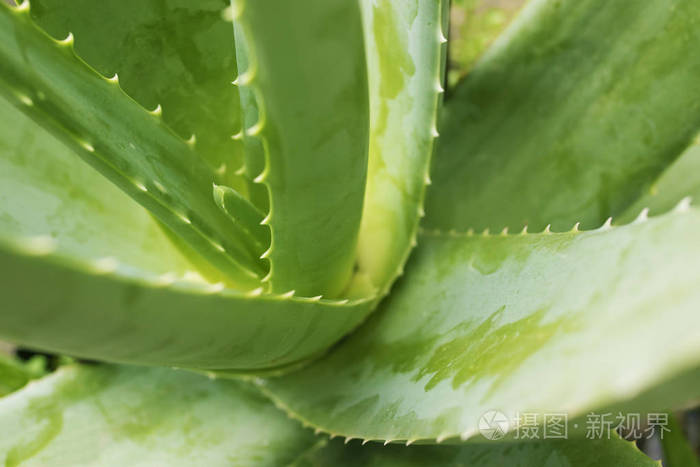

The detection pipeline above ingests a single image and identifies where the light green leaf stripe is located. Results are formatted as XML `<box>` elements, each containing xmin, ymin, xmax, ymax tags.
<box><xmin>425</xmin><ymin>0</ymin><xmax>700</xmax><ymax>233</ymax></box>
<box><xmin>356</xmin><ymin>0</ymin><xmax>448</xmax><ymax>295</ymax></box>
<box><xmin>0</xmin><ymin>2</ymin><xmax>262</xmax><ymax>287</ymax></box>
<box><xmin>260</xmin><ymin>206</ymin><xmax>700</xmax><ymax>443</ymax></box>
<box><xmin>294</xmin><ymin>436</ymin><xmax>657</xmax><ymax>467</ymax></box>
<box><xmin>232</xmin><ymin>0</ymin><xmax>369</xmax><ymax>298</ymax></box>
<box><xmin>0</xmin><ymin>365</ymin><xmax>318</xmax><ymax>466</ymax></box>
<box><xmin>0</xmin><ymin>96</ymin><xmax>373</xmax><ymax>371</ymax></box>
<box><xmin>28</xmin><ymin>0</ymin><xmax>247</xmax><ymax>191</ymax></box>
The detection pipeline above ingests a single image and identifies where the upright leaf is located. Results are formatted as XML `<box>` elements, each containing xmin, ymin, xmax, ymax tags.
<box><xmin>356</xmin><ymin>0</ymin><xmax>448</xmax><ymax>294</ymax></box>
<box><xmin>425</xmin><ymin>0</ymin><xmax>700</xmax><ymax>233</ymax></box>
<box><xmin>232</xmin><ymin>0</ymin><xmax>369</xmax><ymax>297</ymax></box>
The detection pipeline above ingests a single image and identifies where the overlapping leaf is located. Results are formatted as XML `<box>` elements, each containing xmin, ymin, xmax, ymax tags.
<box><xmin>0</xmin><ymin>96</ymin><xmax>374</xmax><ymax>371</ymax></box>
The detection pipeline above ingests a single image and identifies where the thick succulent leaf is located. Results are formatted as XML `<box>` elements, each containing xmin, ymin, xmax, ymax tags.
<box><xmin>28</xmin><ymin>0</ymin><xmax>246</xmax><ymax>190</ymax></box>
<box><xmin>0</xmin><ymin>365</ymin><xmax>318</xmax><ymax>466</ymax></box>
<box><xmin>232</xmin><ymin>0</ymin><xmax>369</xmax><ymax>297</ymax></box>
<box><xmin>356</xmin><ymin>0</ymin><xmax>448</xmax><ymax>294</ymax></box>
<box><xmin>0</xmin><ymin>245</ymin><xmax>374</xmax><ymax>370</ymax></box>
<box><xmin>0</xmin><ymin>2</ymin><xmax>263</xmax><ymax>287</ymax></box>
<box><xmin>424</xmin><ymin>0</ymin><xmax>700</xmax><ymax>233</ymax></box>
<box><xmin>661</xmin><ymin>413</ymin><xmax>700</xmax><ymax>467</ymax></box>
<box><xmin>260</xmin><ymin>207</ymin><xmax>700</xmax><ymax>442</ymax></box>
<box><xmin>295</xmin><ymin>437</ymin><xmax>657</xmax><ymax>467</ymax></box>
<box><xmin>0</xmin><ymin>96</ymin><xmax>374</xmax><ymax>371</ymax></box>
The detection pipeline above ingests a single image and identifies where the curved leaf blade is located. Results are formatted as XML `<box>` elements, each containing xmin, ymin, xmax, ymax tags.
<box><xmin>0</xmin><ymin>96</ymin><xmax>373</xmax><ymax>371</ymax></box>
<box><xmin>261</xmin><ymin>207</ymin><xmax>700</xmax><ymax>442</ymax></box>
<box><xmin>356</xmin><ymin>0</ymin><xmax>448</xmax><ymax>294</ymax></box>
<box><xmin>233</xmin><ymin>0</ymin><xmax>369</xmax><ymax>297</ymax></box>
<box><xmin>0</xmin><ymin>243</ymin><xmax>373</xmax><ymax>370</ymax></box>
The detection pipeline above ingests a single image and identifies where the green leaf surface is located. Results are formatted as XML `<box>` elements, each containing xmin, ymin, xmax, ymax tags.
<box><xmin>0</xmin><ymin>95</ymin><xmax>197</xmax><ymax>276</ymax></box>
<box><xmin>295</xmin><ymin>436</ymin><xmax>657</xmax><ymax>467</ymax></box>
<box><xmin>28</xmin><ymin>0</ymin><xmax>246</xmax><ymax>191</ymax></box>
<box><xmin>447</xmin><ymin>0</ymin><xmax>526</xmax><ymax>87</ymax></box>
<box><xmin>232</xmin><ymin>0</ymin><xmax>369</xmax><ymax>297</ymax></box>
<box><xmin>0</xmin><ymin>365</ymin><xmax>318</xmax><ymax>466</ymax></box>
<box><xmin>260</xmin><ymin>207</ymin><xmax>700</xmax><ymax>442</ymax></box>
<box><xmin>425</xmin><ymin>0</ymin><xmax>700</xmax><ymax>233</ymax></box>
<box><xmin>618</xmin><ymin>137</ymin><xmax>700</xmax><ymax>223</ymax></box>
<box><xmin>0</xmin><ymin>96</ymin><xmax>374</xmax><ymax>371</ymax></box>
<box><xmin>661</xmin><ymin>413</ymin><xmax>700</xmax><ymax>467</ymax></box>
<box><xmin>0</xmin><ymin>242</ymin><xmax>374</xmax><ymax>370</ymax></box>
<box><xmin>356</xmin><ymin>0</ymin><xmax>448</xmax><ymax>294</ymax></box>
<box><xmin>0</xmin><ymin>2</ymin><xmax>262</xmax><ymax>287</ymax></box>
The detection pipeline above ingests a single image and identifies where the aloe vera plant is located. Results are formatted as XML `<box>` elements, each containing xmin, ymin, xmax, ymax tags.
<box><xmin>0</xmin><ymin>0</ymin><xmax>699</xmax><ymax>464</ymax></box>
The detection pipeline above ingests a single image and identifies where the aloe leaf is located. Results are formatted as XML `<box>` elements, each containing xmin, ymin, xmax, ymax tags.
<box><xmin>232</xmin><ymin>0</ymin><xmax>369</xmax><ymax>297</ymax></box>
<box><xmin>0</xmin><ymin>96</ymin><xmax>374</xmax><ymax>371</ymax></box>
<box><xmin>356</xmin><ymin>0</ymin><xmax>448</xmax><ymax>294</ymax></box>
<box><xmin>0</xmin><ymin>2</ymin><xmax>263</xmax><ymax>287</ymax></box>
<box><xmin>28</xmin><ymin>0</ymin><xmax>246</xmax><ymax>191</ymax></box>
<box><xmin>0</xmin><ymin>365</ymin><xmax>318</xmax><ymax>466</ymax></box>
<box><xmin>260</xmin><ymin>207</ymin><xmax>700</xmax><ymax>442</ymax></box>
<box><xmin>295</xmin><ymin>436</ymin><xmax>656</xmax><ymax>467</ymax></box>
<box><xmin>424</xmin><ymin>0</ymin><xmax>700</xmax><ymax>233</ymax></box>
<box><xmin>0</xmin><ymin>241</ymin><xmax>375</xmax><ymax>370</ymax></box>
